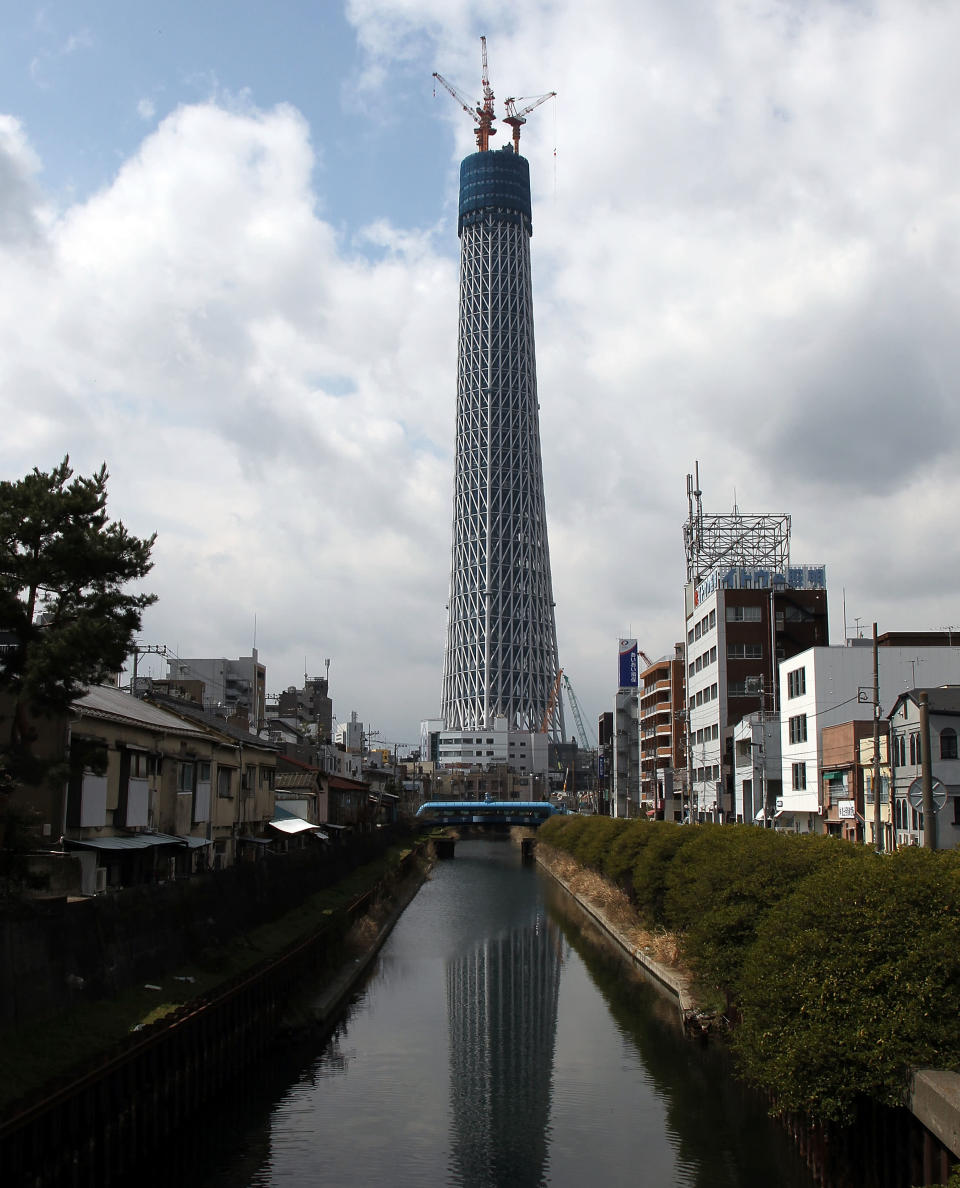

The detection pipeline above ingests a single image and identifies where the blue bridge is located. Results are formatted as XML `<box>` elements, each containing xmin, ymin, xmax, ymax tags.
<box><xmin>415</xmin><ymin>800</ymin><xmax>561</xmax><ymax>828</ymax></box>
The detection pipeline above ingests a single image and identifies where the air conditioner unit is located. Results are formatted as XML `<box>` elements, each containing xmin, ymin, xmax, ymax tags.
<box><xmin>95</xmin><ymin>867</ymin><xmax>107</xmax><ymax>893</ymax></box>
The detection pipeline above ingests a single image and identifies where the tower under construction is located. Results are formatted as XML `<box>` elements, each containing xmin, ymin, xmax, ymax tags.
<box><xmin>435</xmin><ymin>42</ymin><xmax>564</xmax><ymax>746</ymax></box>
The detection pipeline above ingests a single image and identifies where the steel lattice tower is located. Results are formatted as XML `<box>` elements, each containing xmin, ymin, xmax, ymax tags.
<box><xmin>440</xmin><ymin>147</ymin><xmax>564</xmax><ymax>740</ymax></box>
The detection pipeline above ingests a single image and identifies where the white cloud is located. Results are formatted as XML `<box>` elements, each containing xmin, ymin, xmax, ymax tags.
<box><xmin>29</xmin><ymin>26</ymin><xmax>93</xmax><ymax>87</ymax></box>
<box><xmin>137</xmin><ymin>98</ymin><xmax>156</xmax><ymax>121</ymax></box>
<box><xmin>5</xmin><ymin>0</ymin><xmax>960</xmax><ymax>742</ymax></box>
<box><xmin>0</xmin><ymin>99</ymin><xmax>455</xmax><ymax>741</ymax></box>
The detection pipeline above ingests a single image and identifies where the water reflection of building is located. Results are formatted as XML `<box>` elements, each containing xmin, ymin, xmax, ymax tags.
<box><xmin>446</xmin><ymin>915</ymin><xmax>562</xmax><ymax>1185</ymax></box>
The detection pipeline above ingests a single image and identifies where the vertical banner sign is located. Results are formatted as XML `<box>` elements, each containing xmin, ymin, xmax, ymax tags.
<box><xmin>618</xmin><ymin>638</ymin><xmax>639</xmax><ymax>689</ymax></box>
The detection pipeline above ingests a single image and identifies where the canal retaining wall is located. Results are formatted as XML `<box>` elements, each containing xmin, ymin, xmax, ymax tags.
<box><xmin>0</xmin><ymin>843</ymin><xmax>432</xmax><ymax>1188</ymax></box>
<box><xmin>535</xmin><ymin>842</ymin><xmax>700</xmax><ymax>1028</ymax></box>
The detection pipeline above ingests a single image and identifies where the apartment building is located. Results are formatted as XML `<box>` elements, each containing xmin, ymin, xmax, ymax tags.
<box><xmin>639</xmin><ymin>646</ymin><xmax>686</xmax><ymax>820</ymax></box>
<box><xmin>684</xmin><ymin>566</ymin><xmax>828</xmax><ymax>821</ymax></box>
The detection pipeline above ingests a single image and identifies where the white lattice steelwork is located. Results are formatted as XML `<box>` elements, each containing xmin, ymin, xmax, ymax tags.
<box><xmin>684</xmin><ymin>465</ymin><xmax>791</xmax><ymax>584</ymax></box>
<box><xmin>441</xmin><ymin>148</ymin><xmax>564</xmax><ymax>740</ymax></box>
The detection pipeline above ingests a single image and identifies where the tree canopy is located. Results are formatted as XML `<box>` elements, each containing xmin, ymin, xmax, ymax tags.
<box><xmin>0</xmin><ymin>457</ymin><xmax>156</xmax><ymax>754</ymax></box>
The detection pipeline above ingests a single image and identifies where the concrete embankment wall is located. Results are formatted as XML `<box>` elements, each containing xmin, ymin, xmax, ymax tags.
<box><xmin>0</xmin><ymin>843</ymin><xmax>430</xmax><ymax>1188</ymax></box>
<box><xmin>535</xmin><ymin>844</ymin><xmax>698</xmax><ymax>1027</ymax></box>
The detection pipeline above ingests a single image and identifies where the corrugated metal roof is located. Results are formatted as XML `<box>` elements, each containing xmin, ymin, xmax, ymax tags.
<box><xmin>65</xmin><ymin>832</ymin><xmax>185</xmax><ymax>851</ymax></box>
<box><xmin>75</xmin><ymin>686</ymin><xmax>209</xmax><ymax>736</ymax></box>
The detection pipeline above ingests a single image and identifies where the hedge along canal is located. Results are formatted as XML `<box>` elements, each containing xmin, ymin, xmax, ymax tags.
<box><xmin>0</xmin><ymin>839</ymin><xmax>435</xmax><ymax>1188</ymax></box>
<box><xmin>535</xmin><ymin>815</ymin><xmax>960</xmax><ymax>1188</ymax></box>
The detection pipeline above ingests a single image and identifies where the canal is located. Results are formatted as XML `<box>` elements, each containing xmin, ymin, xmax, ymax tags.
<box><xmin>149</xmin><ymin>838</ymin><xmax>818</xmax><ymax>1187</ymax></box>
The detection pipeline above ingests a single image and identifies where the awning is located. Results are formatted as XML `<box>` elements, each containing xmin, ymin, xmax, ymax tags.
<box><xmin>269</xmin><ymin>814</ymin><xmax>317</xmax><ymax>835</ymax></box>
<box><xmin>178</xmin><ymin>836</ymin><xmax>212</xmax><ymax>848</ymax></box>
<box><xmin>237</xmin><ymin>835</ymin><xmax>273</xmax><ymax>845</ymax></box>
<box><xmin>66</xmin><ymin>833</ymin><xmax>184</xmax><ymax>852</ymax></box>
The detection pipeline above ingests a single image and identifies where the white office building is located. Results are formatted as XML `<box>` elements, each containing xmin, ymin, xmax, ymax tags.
<box><xmin>778</xmin><ymin>640</ymin><xmax>960</xmax><ymax>830</ymax></box>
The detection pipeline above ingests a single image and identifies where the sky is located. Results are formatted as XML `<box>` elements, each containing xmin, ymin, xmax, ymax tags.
<box><xmin>3</xmin><ymin>0</ymin><xmax>960</xmax><ymax>750</ymax></box>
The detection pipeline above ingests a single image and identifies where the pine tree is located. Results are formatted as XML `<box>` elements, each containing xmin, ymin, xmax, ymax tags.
<box><xmin>0</xmin><ymin>457</ymin><xmax>156</xmax><ymax>763</ymax></box>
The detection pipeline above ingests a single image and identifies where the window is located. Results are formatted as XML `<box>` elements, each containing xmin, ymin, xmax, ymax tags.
<box><xmin>792</xmin><ymin>762</ymin><xmax>806</xmax><ymax>790</ymax></box>
<box><xmin>710</xmin><ymin>645</ymin><xmax>717</xmax><ymax>663</ymax></box>
<box><xmin>941</xmin><ymin>728</ymin><xmax>958</xmax><ymax>760</ymax></box>
<box><xmin>695</xmin><ymin>621</ymin><xmax>702</xmax><ymax>640</ymax></box>
<box><xmin>728</xmin><ymin>643</ymin><xmax>763</xmax><ymax>659</ymax></box>
<box><xmin>711</xmin><ymin>682</ymin><xmax>718</xmax><ymax>700</ymax></box>
<box><xmin>198</xmin><ymin>761</ymin><xmax>211</xmax><ymax>782</ymax></box>
<box><xmin>788</xmin><ymin>715</ymin><xmax>808</xmax><ymax>744</ymax></box>
<box><xmin>177</xmin><ymin>761</ymin><xmax>194</xmax><ymax>795</ymax></box>
<box><xmin>217</xmin><ymin>768</ymin><xmax>234</xmax><ymax>799</ymax></box>
<box><xmin>687</xmin><ymin>628</ymin><xmax>695</xmax><ymax>645</ymax></box>
<box><xmin>709</xmin><ymin>610</ymin><xmax>716</xmax><ymax>629</ymax></box>
<box><xmin>909</xmin><ymin>733</ymin><xmax>920</xmax><ymax>765</ymax></box>
<box><xmin>130</xmin><ymin>752</ymin><xmax>148</xmax><ymax>778</ymax></box>
<box><xmin>865</xmin><ymin>775</ymin><xmax>889</xmax><ymax>804</ymax></box>
<box><xmin>787</xmin><ymin>667</ymin><xmax>806</xmax><ymax>699</ymax></box>
<box><xmin>727</xmin><ymin>605</ymin><xmax>762</xmax><ymax>622</ymax></box>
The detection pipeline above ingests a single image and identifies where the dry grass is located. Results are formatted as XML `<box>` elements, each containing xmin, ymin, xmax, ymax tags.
<box><xmin>538</xmin><ymin>844</ymin><xmax>684</xmax><ymax>972</ymax></box>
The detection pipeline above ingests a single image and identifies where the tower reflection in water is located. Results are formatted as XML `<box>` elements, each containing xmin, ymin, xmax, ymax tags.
<box><xmin>446</xmin><ymin>912</ymin><xmax>563</xmax><ymax>1186</ymax></box>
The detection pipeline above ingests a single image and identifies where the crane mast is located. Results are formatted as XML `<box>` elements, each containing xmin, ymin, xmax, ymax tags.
<box><xmin>563</xmin><ymin>674</ymin><xmax>595</xmax><ymax>750</ymax></box>
<box><xmin>433</xmin><ymin>37</ymin><xmax>554</xmax><ymax>154</ymax></box>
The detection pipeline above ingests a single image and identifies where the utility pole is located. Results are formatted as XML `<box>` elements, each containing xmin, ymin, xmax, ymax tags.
<box><xmin>130</xmin><ymin>643</ymin><xmax>167</xmax><ymax>695</ymax></box>
<box><xmin>919</xmin><ymin>691</ymin><xmax>936</xmax><ymax>850</ymax></box>
<box><xmin>872</xmin><ymin>623</ymin><xmax>882</xmax><ymax>852</ymax></box>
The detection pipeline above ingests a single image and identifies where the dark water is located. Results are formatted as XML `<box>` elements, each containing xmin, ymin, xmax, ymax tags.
<box><xmin>162</xmin><ymin>840</ymin><xmax>817</xmax><ymax>1187</ymax></box>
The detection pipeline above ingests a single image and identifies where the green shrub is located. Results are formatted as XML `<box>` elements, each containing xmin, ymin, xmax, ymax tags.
<box><xmin>538</xmin><ymin>813</ymin><xmax>589</xmax><ymax>852</ymax></box>
<box><xmin>630</xmin><ymin>821</ymin><xmax>701</xmax><ymax>928</ymax></box>
<box><xmin>734</xmin><ymin>847</ymin><xmax>960</xmax><ymax>1124</ymax></box>
<box><xmin>662</xmin><ymin>827</ymin><xmax>861</xmax><ymax>1004</ymax></box>
<box><xmin>601</xmin><ymin>819</ymin><xmax>655</xmax><ymax>894</ymax></box>
<box><xmin>574</xmin><ymin>815</ymin><xmax>627</xmax><ymax>874</ymax></box>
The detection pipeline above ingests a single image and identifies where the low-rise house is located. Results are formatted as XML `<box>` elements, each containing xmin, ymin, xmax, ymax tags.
<box><xmin>7</xmin><ymin>685</ymin><xmax>279</xmax><ymax>894</ymax></box>
<box><xmin>145</xmin><ymin>691</ymin><xmax>278</xmax><ymax>864</ymax></box>
<box><xmin>858</xmin><ymin>733</ymin><xmax>892</xmax><ymax>849</ymax></box>
<box><xmin>820</xmin><ymin>721</ymin><xmax>873</xmax><ymax>843</ymax></box>
<box><xmin>322</xmin><ymin>774</ymin><xmax>370</xmax><ymax>828</ymax></box>
<box><xmin>889</xmin><ymin>687</ymin><xmax>960</xmax><ymax>849</ymax></box>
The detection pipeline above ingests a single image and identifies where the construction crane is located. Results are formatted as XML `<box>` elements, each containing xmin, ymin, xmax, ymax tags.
<box><xmin>433</xmin><ymin>37</ymin><xmax>554</xmax><ymax>154</ymax></box>
<box><xmin>540</xmin><ymin>668</ymin><xmax>564</xmax><ymax>734</ymax></box>
<box><xmin>562</xmin><ymin>674</ymin><xmax>595</xmax><ymax>750</ymax></box>
<box><xmin>503</xmin><ymin>93</ymin><xmax>556</xmax><ymax>154</ymax></box>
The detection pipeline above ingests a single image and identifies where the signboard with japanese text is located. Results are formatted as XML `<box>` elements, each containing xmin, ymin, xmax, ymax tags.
<box><xmin>618</xmin><ymin>639</ymin><xmax>639</xmax><ymax>688</ymax></box>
